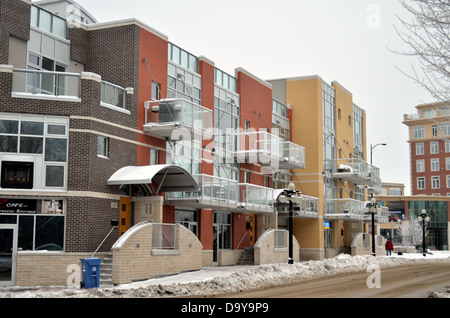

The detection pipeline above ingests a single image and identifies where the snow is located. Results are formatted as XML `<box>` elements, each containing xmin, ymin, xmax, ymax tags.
<box><xmin>1</xmin><ymin>251</ymin><xmax>450</xmax><ymax>298</ymax></box>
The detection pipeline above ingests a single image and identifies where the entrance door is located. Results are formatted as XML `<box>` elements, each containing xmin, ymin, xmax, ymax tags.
<box><xmin>119</xmin><ymin>197</ymin><xmax>130</xmax><ymax>236</ymax></box>
<box><xmin>0</xmin><ymin>225</ymin><xmax>17</xmax><ymax>286</ymax></box>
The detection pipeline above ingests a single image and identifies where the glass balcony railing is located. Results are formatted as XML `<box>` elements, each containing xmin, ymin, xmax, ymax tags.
<box><xmin>281</xmin><ymin>141</ymin><xmax>305</xmax><ymax>169</ymax></box>
<box><xmin>325</xmin><ymin>158</ymin><xmax>381</xmax><ymax>186</ymax></box>
<box><xmin>12</xmin><ymin>69</ymin><xmax>80</xmax><ymax>99</ymax></box>
<box><xmin>144</xmin><ymin>98</ymin><xmax>213</xmax><ymax>140</ymax></box>
<box><xmin>234</xmin><ymin>131</ymin><xmax>305</xmax><ymax>169</ymax></box>
<box><xmin>165</xmin><ymin>174</ymin><xmax>239</xmax><ymax>209</ymax></box>
<box><xmin>324</xmin><ymin>198</ymin><xmax>366</xmax><ymax>220</ymax></box>
<box><xmin>239</xmin><ymin>183</ymin><xmax>274</xmax><ymax>213</ymax></box>
<box><xmin>101</xmin><ymin>81</ymin><xmax>127</xmax><ymax>109</ymax></box>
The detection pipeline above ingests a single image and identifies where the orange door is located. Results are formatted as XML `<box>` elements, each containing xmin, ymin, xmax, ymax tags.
<box><xmin>119</xmin><ymin>197</ymin><xmax>130</xmax><ymax>236</ymax></box>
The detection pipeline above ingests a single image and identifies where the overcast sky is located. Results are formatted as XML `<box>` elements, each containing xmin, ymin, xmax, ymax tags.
<box><xmin>69</xmin><ymin>0</ymin><xmax>435</xmax><ymax>195</ymax></box>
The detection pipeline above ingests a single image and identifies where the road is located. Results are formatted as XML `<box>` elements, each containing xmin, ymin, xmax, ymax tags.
<box><xmin>217</xmin><ymin>264</ymin><xmax>450</xmax><ymax>298</ymax></box>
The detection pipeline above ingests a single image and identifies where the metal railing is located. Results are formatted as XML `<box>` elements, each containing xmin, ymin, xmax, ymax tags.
<box><xmin>166</xmin><ymin>174</ymin><xmax>238</xmax><ymax>208</ymax></box>
<box><xmin>324</xmin><ymin>198</ymin><xmax>366</xmax><ymax>220</ymax></box>
<box><xmin>325</xmin><ymin>158</ymin><xmax>381</xmax><ymax>186</ymax></box>
<box><xmin>282</xmin><ymin>141</ymin><xmax>305</xmax><ymax>168</ymax></box>
<box><xmin>101</xmin><ymin>80</ymin><xmax>127</xmax><ymax>109</ymax></box>
<box><xmin>12</xmin><ymin>69</ymin><xmax>80</xmax><ymax>98</ymax></box>
<box><xmin>239</xmin><ymin>183</ymin><xmax>274</xmax><ymax>212</ymax></box>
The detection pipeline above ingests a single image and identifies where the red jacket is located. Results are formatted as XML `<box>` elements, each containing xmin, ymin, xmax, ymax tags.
<box><xmin>385</xmin><ymin>240</ymin><xmax>393</xmax><ymax>250</ymax></box>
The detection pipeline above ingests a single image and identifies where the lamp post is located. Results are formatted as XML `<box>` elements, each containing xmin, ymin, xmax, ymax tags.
<box><xmin>370</xmin><ymin>143</ymin><xmax>387</xmax><ymax>166</ymax></box>
<box><xmin>278</xmin><ymin>182</ymin><xmax>301</xmax><ymax>264</ymax></box>
<box><xmin>365</xmin><ymin>196</ymin><xmax>378</xmax><ymax>256</ymax></box>
<box><xmin>417</xmin><ymin>209</ymin><xmax>430</xmax><ymax>256</ymax></box>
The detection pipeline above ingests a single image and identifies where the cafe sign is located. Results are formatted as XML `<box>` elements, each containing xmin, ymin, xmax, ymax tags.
<box><xmin>0</xmin><ymin>199</ymin><xmax>37</xmax><ymax>214</ymax></box>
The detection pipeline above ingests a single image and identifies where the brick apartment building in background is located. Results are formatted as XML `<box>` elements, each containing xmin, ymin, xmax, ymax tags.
<box><xmin>403</xmin><ymin>102</ymin><xmax>450</xmax><ymax>196</ymax></box>
<box><xmin>0</xmin><ymin>0</ymin><xmax>394</xmax><ymax>287</ymax></box>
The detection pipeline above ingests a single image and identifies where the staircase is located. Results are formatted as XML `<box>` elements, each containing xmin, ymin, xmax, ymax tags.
<box><xmin>237</xmin><ymin>247</ymin><xmax>254</xmax><ymax>265</ymax></box>
<box><xmin>99</xmin><ymin>253</ymin><xmax>113</xmax><ymax>287</ymax></box>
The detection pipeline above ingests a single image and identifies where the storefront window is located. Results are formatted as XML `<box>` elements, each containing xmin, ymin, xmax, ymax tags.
<box><xmin>0</xmin><ymin>198</ymin><xmax>65</xmax><ymax>251</ymax></box>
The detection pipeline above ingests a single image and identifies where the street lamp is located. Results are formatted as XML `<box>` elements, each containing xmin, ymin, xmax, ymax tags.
<box><xmin>364</xmin><ymin>196</ymin><xmax>379</xmax><ymax>256</ymax></box>
<box><xmin>278</xmin><ymin>182</ymin><xmax>301</xmax><ymax>264</ymax></box>
<box><xmin>370</xmin><ymin>143</ymin><xmax>387</xmax><ymax>166</ymax></box>
<box><xmin>417</xmin><ymin>209</ymin><xmax>430</xmax><ymax>256</ymax></box>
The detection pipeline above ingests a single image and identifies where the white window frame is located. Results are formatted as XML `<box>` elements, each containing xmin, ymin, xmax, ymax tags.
<box><xmin>416</xmin><ymin>159</ymin><xmax>425</xmax><ymax>172</ymax></box>
<box><xmin>417</xmin><ymin>177</ymin><xmax>425</xmax><ymax>190</ymax></box>
<box><xmin>97</xmin><ymin>135</ymin><xmax>109</xmax><ymax>158</ymax></box>
<box><xmin>431</xmin><ymin>158</ymin><xmax>440</xmax><ymax>171</ymax></box>
<box><xmin>431</xmin><ymin>176</ymin><xmax>440</xmax><ymax>189</ymax></box>
<box><xmin>413</xmin><ymin>126</ymin><xmax>425</xmax><ymax>139</ymax></box>
<box><xmin>416</xmin><ymin>143</ymin><xmax>424</xmax><ymax>155</ymax></box>
<box><xmin>430</xmin><ymin>141</ymin><xmax>439</xmax><ymax>154</ymax></box>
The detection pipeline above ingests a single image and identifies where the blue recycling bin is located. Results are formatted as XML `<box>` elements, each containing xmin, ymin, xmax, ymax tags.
<box><xmin>80</xmin><ymin>257</ymin><xmax>102</xmax><ymax>289</ymax></box>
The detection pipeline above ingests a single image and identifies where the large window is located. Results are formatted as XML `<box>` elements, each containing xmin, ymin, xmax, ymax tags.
<box><xmin>0</xmin><ymin>198</ymin><xmax>65</xmax><ymax>251</ymax></box>
<box><xmin>167</xmin><ymin>62</ymin><xmax>201</xmax><ymax>105</ymax></box>
<box><xmin>31</xmin><ymin>5</ymin><xmax>67</xmax><ymax>39</ymax></box>
<box><xmin>175</xmin><ymin>210</ymin><xmax>197</xmax><ymax>235</ymax></box>
<box><xmin>168</xmin><ymin>42</ymin><xmax>198</xmax><ymax>73</ymax></box>
<box><xmin>0</xmin><ymin>114</ymin><xmax>69</xmax><ymax>189</ymax></box>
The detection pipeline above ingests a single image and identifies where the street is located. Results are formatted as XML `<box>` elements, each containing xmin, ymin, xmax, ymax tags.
<box><xmin>218</xmin><ymin>264</ymin><xmax>450</xmax><ymax>298</ymax></box>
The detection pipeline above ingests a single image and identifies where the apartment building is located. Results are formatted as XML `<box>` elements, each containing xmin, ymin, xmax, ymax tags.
<box><xmin>269</xmin><ymin>76</ymin><xmax>386</xmax><ymax>259</ymax></box>
<box><xmin>403</xmin><ymin>101</ymin><xmax>450</xmax><ymax>196</ymax></box>
<box><xmin>0</xmin><ymin>0</ymin><xmax>314</xmax><ymax>286</ymax></box>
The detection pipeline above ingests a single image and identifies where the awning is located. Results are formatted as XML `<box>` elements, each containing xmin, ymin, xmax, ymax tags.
<box><xmin>107</xmin><ymin>164</ymin><xmax>200</xmax><ymax>194</ymax></box>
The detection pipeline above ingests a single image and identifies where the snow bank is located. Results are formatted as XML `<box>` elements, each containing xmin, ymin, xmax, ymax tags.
<box><xmin>1</xmin><ymin>252</ymin><xmax>450</xmax><ymax>298</ymax></box>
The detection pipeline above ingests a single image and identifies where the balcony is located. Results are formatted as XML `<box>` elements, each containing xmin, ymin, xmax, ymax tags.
<box><xmin>281</xmin><ymin>141</ymin><xmax>305</xmax><ymax>169</ymax></box>
<box><xmin>101</xmin><ymin>81</ymin><xmax>127</xmax><ymax>110</ymax></box>
<box><xmin>165</xmin><ymin>174</ymin><xmax>239</xmax><ymax>210</ymax></box>
<box><xmin>235</xmin><ymin>131</ymin><xmax>305</xmax><ymax>170</ymax></box>
<box><xmin>275</xmin><ymin>190</ymin><xmax>319</xmax><ymax>218</ymax></box>
<box><xmin>326</xmin><ymin>158</ymin><xmax>381</xmax><ymax>187</ymax></box>
<box><xmin>144</xmin><ymin>98</ymin><xmax>212</xmax><ymax>140</ymax></box>
<box><xmin>12</xmin><ymin>69</ymin><xmax>81</xmax><ymax>101</ymax></box>
<box><xmin>324</xmin><ymin>198</ymin><xmax>366</xmax><ymax>220</ymax></box>
<box><xmin>364</xmin><ymin>204</ymin><xmax>389</xmax><ymax>224</ymax></box>
<box><xmin>238</xmin><ymin>183</ymin><xmax>275</xmax><ymax>213</ymax></box>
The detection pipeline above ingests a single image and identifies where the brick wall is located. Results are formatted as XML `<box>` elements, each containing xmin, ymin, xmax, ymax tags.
<box><xmin>111</xmin><ymin>223</ymin><xmax>203</xmax><ymax>285</ymax></box>
<box><xmin>0</xmin><ymin>0</ymin><xmax>30</xmax><ymax>64</ymax></box>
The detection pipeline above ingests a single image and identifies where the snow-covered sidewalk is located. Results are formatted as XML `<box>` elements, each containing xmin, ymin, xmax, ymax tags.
<box><xmin>1</xmin><ymin>251</ymin><xmax>450</xmax><ymax>298</ymax></box>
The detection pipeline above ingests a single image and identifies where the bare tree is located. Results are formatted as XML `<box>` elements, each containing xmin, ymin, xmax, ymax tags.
<box><xmin>398</xmin><ymin>215</ymin><xmax>426</xmax><ymax>248</ymax></box>
<box><xmin>393</xmin><ymin>0</ymin><xmax>450</xmax><ymax>102</ymax></box>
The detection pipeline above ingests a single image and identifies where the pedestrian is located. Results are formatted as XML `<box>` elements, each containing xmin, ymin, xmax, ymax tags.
<box><xmin>385</xmin><ymin>239</ymin><xmax>393</xmax><ymax>256</ymax></box>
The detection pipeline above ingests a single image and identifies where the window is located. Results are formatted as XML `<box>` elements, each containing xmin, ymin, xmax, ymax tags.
<box><xmin>432</xmin><ymin>176</ymin><xmax>440</xmax><ymax>189</ymax></box>
<box><xmin>97</xmin><ymin>136</ymin><xmax>108</xmax><ymax>158</ymax></box>
<box><xmin>416</xmin><ymin>143</ymin><xmax>424</xmax><ymax>155</ymax></box>
<box><xmin>447</xmin><ymin>175</ymin><xmax>450</xmax><ymax>188</ymax></box>
<box><xmin>432</xmin><ymin>125</ymin><xmax>438</xmax><ymax>137</ymax></box>
<box><xmin>151</xmin><ymin>81</ymin><xmax>161</xmax><ymax>101</ymax></box>
<box><xmin>431</xmin><ymin>159</ymin><xmax>440</xmax><ymax>171</ymax></box>
<box><xmin>244</xmin><ymin>171</ymin><xmax>250</xmax><ymax>183</ymax></box>
<box><xmin>348</xmin><ymin>115</ymin><xmax>352</xmax><ymax>126</ymax></box>
<box><xmin>0</xmin><ymin>114</ymin><xmax>68</xmax><ymax>189</ymax></box>
<box><xmin>175</xmin><ymin>210</ymin><xmax>197</xmax><ymax>235</ymax></box>
<box><xmin>244</xmin><ymin>120</ymin><xmax>250</xmax><ymax>132</ymax></box>
<box><xmin>417</xmin><ymin>177</ymin><xmax>425</xmax><ymax>190</ymax></box>
<box><xmin>446</xmin><ymin>158</ymin><xmax>450</xmax><ymax>170</ymax></box>
<box><xmin>446</xmin><ymin>140</ymin><xmax>450</xmax><ymax>153</ymax></box>
<box><xmin>413</xmin><ymin>126</ymin><xmax>425</xmax><ymax>139</ymax></box>
<box><xmin>150</xmin><ymin>149</ymin><xmax>158</xmax><ymax>165</ymax></box>
<box><xmin>338</xmin><ymin>109</ymin><xmax>341</xmax><ymax>120</ymax></box>
<box><xmin>430</xmin><ymin>141</ymin><xmax>439</xmax><ymax>154</ymax></box>
<box><xmin>416</xmin><ymin>160</ymin><xmax>425</xmax><ymax>172</ymax></box>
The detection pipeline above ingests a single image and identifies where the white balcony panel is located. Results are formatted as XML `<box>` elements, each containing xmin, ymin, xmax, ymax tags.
<box><xmin>144</xmin><ymin>98</ymin><xmax>212</xmax><ymax>140</ymax></box>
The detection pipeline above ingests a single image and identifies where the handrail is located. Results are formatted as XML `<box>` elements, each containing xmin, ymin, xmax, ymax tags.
<box><xmin>91</xmin><ymin>226</ymin><xmax>118</xmax><ymax>257</ymax></box>
<box><xmin>235</xmin><ymin>232</ymin><xmax>248</xmax><ymax>250</ymax></box>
